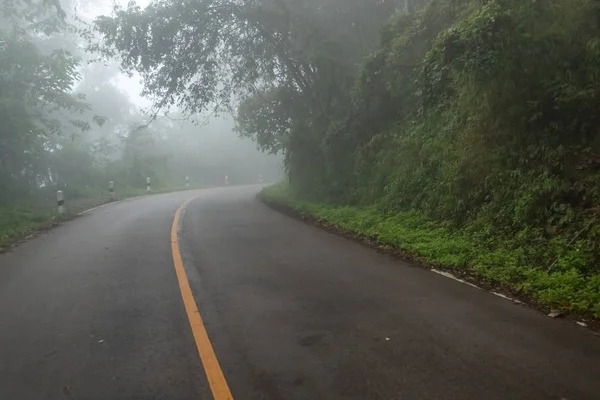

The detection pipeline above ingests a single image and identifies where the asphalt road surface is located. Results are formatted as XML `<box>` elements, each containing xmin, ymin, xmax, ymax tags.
<box><xmin>1</xmin><ymin>185</ymin><xmax>600</xmax><ymax>400</ymax></box>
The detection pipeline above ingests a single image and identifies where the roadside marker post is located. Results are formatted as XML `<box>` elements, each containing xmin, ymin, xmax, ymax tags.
<box><xmin>146</xmin><ymin>177</ymin><xmax>151</xmax><ymax>193</ymax></box>
<box><xmin>109</xmin><ymin>181</ymin><xmax>115</xmax><ymax>200</ymax></box>
<box><xmin>57</xmin><ymin>190</ymin><xmax>65</xmax><ymax>214</ymax></box>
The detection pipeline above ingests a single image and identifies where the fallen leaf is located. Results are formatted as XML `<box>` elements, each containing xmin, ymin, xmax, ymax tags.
<box><xmin>548</xmin><ymin>310</ymin><xmax>564</xmax><ymax>318</ymax></box>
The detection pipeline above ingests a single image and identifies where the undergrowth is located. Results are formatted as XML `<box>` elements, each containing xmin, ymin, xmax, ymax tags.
<box><xmin>0</xmin><ymin>206</ymin><xmax>59</xmax><ymax>250</ymax></box>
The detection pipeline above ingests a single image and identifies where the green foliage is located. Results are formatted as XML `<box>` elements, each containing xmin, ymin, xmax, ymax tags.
<box><xmin>0</xmin><ymin>0</ymin><xmax>107</xmax><ymax>203</ymax></box>
<box><xmin>0</xmin><ymin>206</ymin><xmax>57</xmax><ymax>249</ymax></box>
<box><xmin>93</xmin><ymin>0</ymin><xmax>416</xmax><ymax>199</ymax></box>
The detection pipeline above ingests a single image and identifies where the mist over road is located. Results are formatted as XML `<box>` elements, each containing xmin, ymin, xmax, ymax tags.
<box><xmin>1</xmin><ymin>186</ymin><xmax>599</xmax><ymax>400</ymax></box>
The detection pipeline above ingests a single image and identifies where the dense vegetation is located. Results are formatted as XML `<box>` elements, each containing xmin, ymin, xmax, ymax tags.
<box><xmin>95</xmin><ymin>0</ymin><xmax>600</xmax><ymax>317</ymax></box>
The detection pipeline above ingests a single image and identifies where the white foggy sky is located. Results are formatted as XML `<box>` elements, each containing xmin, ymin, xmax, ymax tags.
<box><xmin>78</xmin><ymin>0</ymin><xmax>152</xmax><ymax>109</ymax></box>
<box><xmin>72</xmin><ymin>0</ymin><xmax>237</xmax><ymax>130</ymax></box>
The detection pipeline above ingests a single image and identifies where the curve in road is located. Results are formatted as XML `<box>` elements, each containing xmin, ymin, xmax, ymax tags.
<box><xmin>0</xmin><ymin>185</ymin><xmax>599</xmax><ymax>400</ymax></box>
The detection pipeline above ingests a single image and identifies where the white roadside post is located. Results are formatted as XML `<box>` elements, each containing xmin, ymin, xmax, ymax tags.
<box><xmin>109</xmin><ymin>181</ymin><xmax>115</xmax><ymax>200</ymax></box>
<box><xmin>57</xmin><ymin>190</ymin><xmax>65</xmax><ymax>214</ymax></box>
<box><xmin>186</xmin><ymin>176</ymin><xmax>190</xmax><ymax>189</ymax></box>
<box><xmin>146</xmin><ymin>177</ymin><xmax>151</xmax><ymax>193</ymax></box>
<box><xmin>225</xmin><ymin>175</ymin><xmax>229</xmax><ymax>186</ymax></box>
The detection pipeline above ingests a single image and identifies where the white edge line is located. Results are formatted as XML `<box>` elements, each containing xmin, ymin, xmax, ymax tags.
<box><xmin>78</xmin><ymin>202</ymin><xmax>110</xmax><ymax>215</ymax></box>
<box><xmin>123</xmin><ymin>195</ymin><xmax>144</xmax><ymax>202</ymax></box>
<box><xmin>78</xmin><ymin>195</ymin><xmax>147</xmax><ymax>215</ymax></box>
<box><xmin>79</xmin><ymin>185</ymin><xmax>233</xmax><ymax>215</ymax></box>
<box><xmin>431</xmin><ymin>269</ymin><xmax>481</xmax><ymax>289</ymax></box>
<box><xmin>491</xmin><ymin>291</ymin><xmax>523</xmax><ymax>304</ymax></box>
<box><xmin>491</xmin><ymin>291</ymin><xmax>512</xmax><ymax>301</ymax></box>
<box><xmin>432</xmin><ymin>273</ymin><xmax>593</xmax><ymax>327</ymax></box>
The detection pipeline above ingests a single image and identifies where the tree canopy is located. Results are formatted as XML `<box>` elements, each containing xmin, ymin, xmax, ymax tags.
<box><xmin>0</xmin><ymin>0</ymin><xmax>91</xmax><ymax>199</ymax></box>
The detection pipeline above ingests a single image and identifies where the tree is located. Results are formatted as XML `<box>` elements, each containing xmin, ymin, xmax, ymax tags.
<box><xmin>93</xmin><ymin>0</ymin><xmax>408</xmax><ymax>193</ymax></box>
<box><xmin>0</xmin><ymin>0</ymin><xmax>105</xmax><ymax>201</ymax></box>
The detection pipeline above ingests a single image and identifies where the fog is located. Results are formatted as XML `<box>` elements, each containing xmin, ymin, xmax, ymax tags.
<box><xmin>0</xmin><ymin>0</ymin><xmax>283</xmax><ymax>206</ymax></box>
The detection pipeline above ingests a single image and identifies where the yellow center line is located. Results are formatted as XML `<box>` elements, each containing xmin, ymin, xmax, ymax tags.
<box><xmin>171</xmin><ymin>197</ymin><xmax>234</xmax><ymax>400</ymax></box>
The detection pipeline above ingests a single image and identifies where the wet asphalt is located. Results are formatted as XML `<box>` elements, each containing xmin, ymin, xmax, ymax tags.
<box><xmin>1</xmin><ymin>185</ymin><xmax>599</xmax><ymax>400</ymax></box>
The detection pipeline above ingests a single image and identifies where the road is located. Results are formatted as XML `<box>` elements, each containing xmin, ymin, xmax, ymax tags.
<box><xmin>1</xmin><ymin>185</ymin><xmax>599</xmax><ymax>400</ymax></box>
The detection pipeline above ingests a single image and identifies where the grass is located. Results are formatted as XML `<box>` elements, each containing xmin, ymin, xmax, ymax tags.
<box><xmin>0</xmin><ymin>206</ymin><xmax>62</xmax><ymax>250</ymax></box>
<box><xmin>261</xmin><ymin>182</ymin><xmax>600</xmax><ymax>319</ymax></box>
